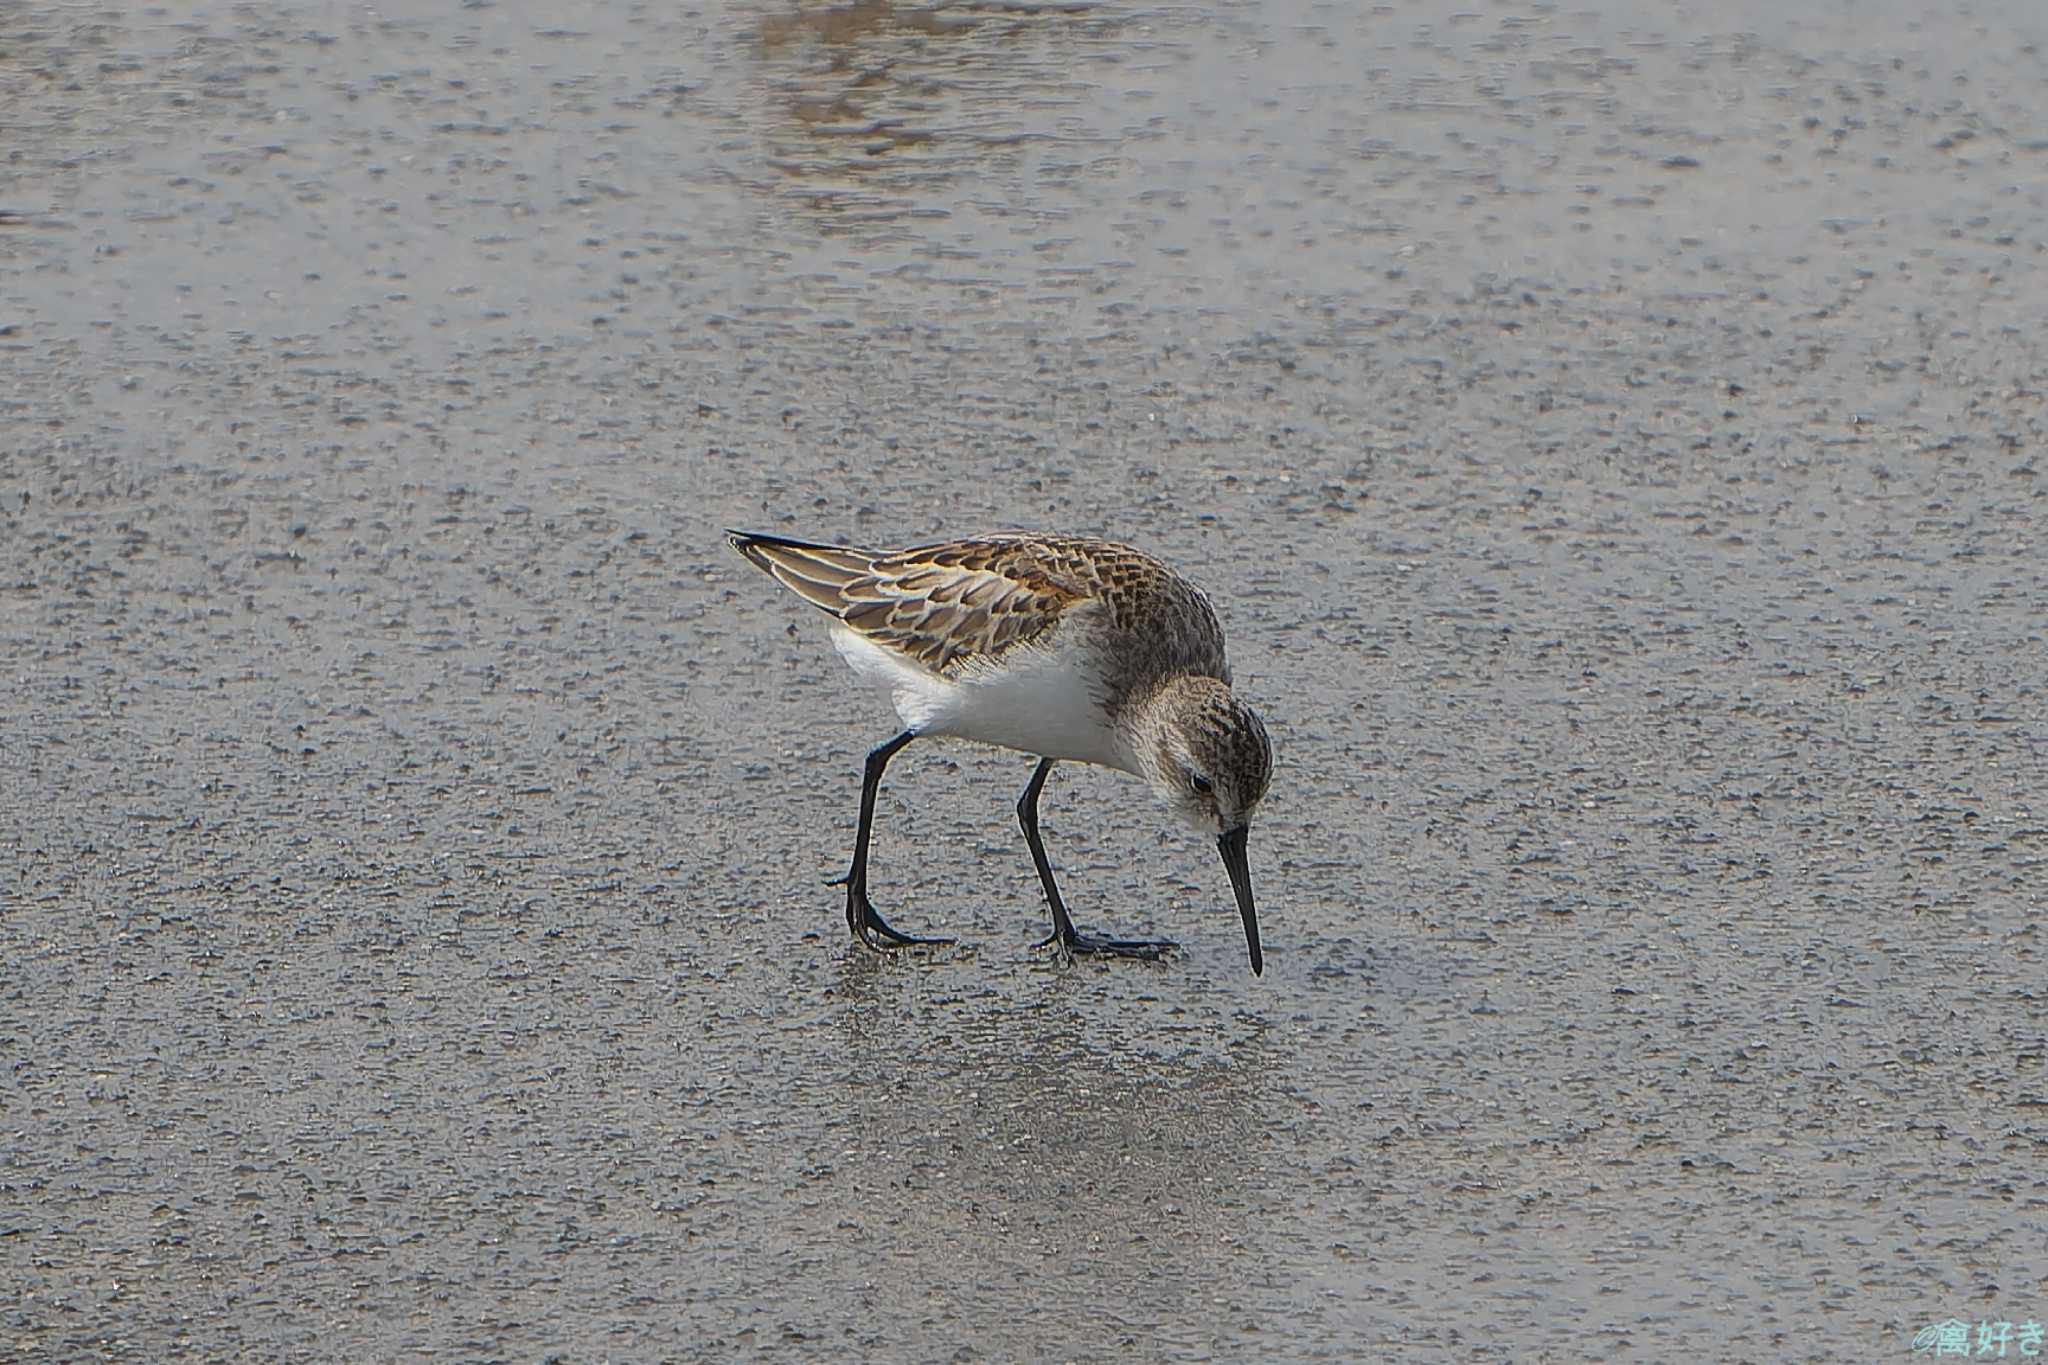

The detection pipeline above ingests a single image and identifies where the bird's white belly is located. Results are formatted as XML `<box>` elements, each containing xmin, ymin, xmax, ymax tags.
<box><xmin>830</xmin><ymin>626</ymin><xmax>1133</xmax><ymax>771</ymax></box>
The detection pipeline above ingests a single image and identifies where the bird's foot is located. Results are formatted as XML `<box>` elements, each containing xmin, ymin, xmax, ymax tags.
<box><xmin>1035</xmin><ymin>927</ymin><xmax>1179</xmax><ymax>965</ymax></box>
<box><xmin>835</xmin><ymin>881</ymin><xmax>954</xmax><ymax>950</ymax></box>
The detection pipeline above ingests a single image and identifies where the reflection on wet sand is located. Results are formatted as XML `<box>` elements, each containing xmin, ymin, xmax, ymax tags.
<box><xmin>748</xmin><ymin>0</ymin><xmax>1122</xmax><ymax>232</ymax></box>
<box><xmin>758</xmin><ymin>0</ymin><xmax>967</xmax><ymax>53</ymax></box>
<box><xmin>803</xmin><ymin>956</ymin><xmax>1273</xmax><ymax>1348</ymax></box>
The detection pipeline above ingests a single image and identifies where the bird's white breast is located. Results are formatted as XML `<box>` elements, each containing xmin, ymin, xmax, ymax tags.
<box><xmin>829</xmin><ymin>624</ymin><xmax>1135</xmax><ymax>772</ymax></box>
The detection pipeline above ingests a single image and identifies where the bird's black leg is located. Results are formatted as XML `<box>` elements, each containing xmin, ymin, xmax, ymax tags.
<box><xmin>835</xmin><ymin>729</ymin><xmax>953</xmax><ymax>950</ymax></box>
<box><xmin>1017</xmin><ymin>757</ymin><xmax>1177</xmax><ymax>964</ymax></box>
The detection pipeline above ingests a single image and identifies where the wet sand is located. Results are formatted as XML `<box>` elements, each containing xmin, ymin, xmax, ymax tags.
<box><xmin>3</xmin><ymin>1</ymin><xmax>2044</xmax><ymax>1359</ymax></box>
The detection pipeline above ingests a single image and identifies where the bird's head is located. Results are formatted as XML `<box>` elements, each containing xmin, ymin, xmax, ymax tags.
<box><xmin>1133</xmin><ymin>677</ymin><xmax>1273</xmax><ymax>974</ymax></box>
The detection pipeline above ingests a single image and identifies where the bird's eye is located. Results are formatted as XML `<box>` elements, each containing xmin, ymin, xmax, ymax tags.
<box><xmin>1189</xmin><ymin>774</ymin><xmax>1213</xmax><ymax>796</ymax></box>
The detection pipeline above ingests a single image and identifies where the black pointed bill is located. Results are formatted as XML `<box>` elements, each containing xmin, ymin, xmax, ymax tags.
<box><xmin>1216</xmin><ymin>824</ymin><xmax>1262</xmax><ymax>976</ymax></box>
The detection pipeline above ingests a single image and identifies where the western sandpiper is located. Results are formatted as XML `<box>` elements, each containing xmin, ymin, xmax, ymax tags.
<box><xmin>727</xmin><ymin>529</ymin><xmax>1274</xmax><ymax>975</ymax></box>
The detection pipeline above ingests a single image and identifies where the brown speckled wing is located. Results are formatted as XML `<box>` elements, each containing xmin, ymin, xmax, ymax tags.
<box><xmin>838</xmin><ymin>539</ymin><xmax>1092</xmax><ymax>672</ymax></box>
<box><xmin>728</xmin><ymin>530</ymin><xmax>1228</xmax><ymax>684</ymax></box>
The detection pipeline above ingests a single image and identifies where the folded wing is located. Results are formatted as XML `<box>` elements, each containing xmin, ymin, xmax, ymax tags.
<box><xmin>727</xmin><ymin>530</ymin><xmax>1087</xmax><ymax>673</ymax></box>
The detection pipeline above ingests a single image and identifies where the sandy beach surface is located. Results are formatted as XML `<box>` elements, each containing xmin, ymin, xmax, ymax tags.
<box><xmin>4</xmin><ymin>1</ymin><xmax>2044</xmax><ymax>1358</ymax></box>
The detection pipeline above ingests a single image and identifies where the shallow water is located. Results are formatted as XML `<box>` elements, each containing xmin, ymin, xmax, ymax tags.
<box><xmin>3</xmin><ymin>1</ymin><xmax>2044</xmax><ymax>1359</ymax></box>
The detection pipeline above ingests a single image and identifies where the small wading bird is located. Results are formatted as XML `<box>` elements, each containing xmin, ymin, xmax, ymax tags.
<box><xmin>727</xmin><ymin>529</ymin><xmax>1273</xmax><ymax>974</ymax></box>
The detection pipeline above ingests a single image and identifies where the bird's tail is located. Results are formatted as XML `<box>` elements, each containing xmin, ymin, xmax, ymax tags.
<box><xmin>725</xmin><ymin>529</ymin><xmax>877</xmax><ymax>616</ymax></box>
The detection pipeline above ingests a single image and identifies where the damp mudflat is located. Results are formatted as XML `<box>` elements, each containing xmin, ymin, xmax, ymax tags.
<box><xmin>3</xmin><ymin>1</ymin><xmax>2043</xmax><ymax>1359</ymax></box>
